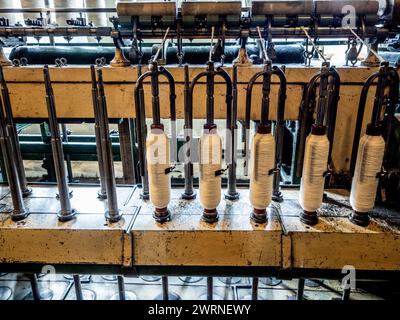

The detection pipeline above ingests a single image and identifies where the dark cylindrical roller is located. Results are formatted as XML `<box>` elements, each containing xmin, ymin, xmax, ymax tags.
<box><xmin>10</xmin><ymin>44</ymin><xmax>305</xmax><ymax>65</ymax></box>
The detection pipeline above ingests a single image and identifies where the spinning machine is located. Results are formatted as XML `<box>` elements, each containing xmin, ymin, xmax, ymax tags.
<box><xmin>0</xmin><ymin>0</ymin><xmax>400</xmax><ymax>300</ymax></box>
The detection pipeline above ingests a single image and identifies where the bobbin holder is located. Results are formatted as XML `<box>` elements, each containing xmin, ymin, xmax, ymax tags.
<box><xmin>0</xmin><ymin>89</ymin><xmax>28</xmax><ymax>221</ymax></box>
<box><xmin>186</xmin><ymin>61</ymin><xmax>234</xmax><ymax>196</ymax></box>
<box><xmin>95</xmin><ymin>68</ymin><xmax>122</xmax><ymax>223</ymax></box>
<box><xmin>350</xmin><ymin>62</ymin><xmax>400</xmax><ymax>177</ymax></box>
<box><xmin>90</xmin><ymin>65</ymin><xmax>107</xmax><ymax>199</ymax></box>
<box><xmin>134</xmin><ymin>61</ymin><xmax>177</xmax><ymax>204</ymax></box>
<box><xmin>0</xmin><ymin>66</ymin><xmax>31</xmax><ymax>197</ymax></box>
<box><xmin>43</xmin><ymin>66</ymin><xmax>76</xmax><ymax>222</ymax></box>
<box><xmin>295</xmin><ymin>62</ymin><xmax>340</xmax><ymax>178</ymax></box>
<box><xmin>243</xmin><ymin>62</ymin><xmax>287</xmax><ymax>200</ymax></box>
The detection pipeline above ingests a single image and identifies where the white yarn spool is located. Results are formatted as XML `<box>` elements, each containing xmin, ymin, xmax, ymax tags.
<box><xmin>146</xmin><ymin>130</ymin><xmax>171</xmax><ymax>210</ymax></box>
<box><xmin>350</xmin><ymin>134</ymin><xmax>385</xmax><ymax>213</ymax></box>
<box><xmin>199</xmin><ymin>131</ymin><xmax>222</xmax><ymax>211</ymax></box>
<box><xmin>249</xmin><ymin>132</ymin><xmax>275</xmax><ymax>210</ymax></box>
<box><xmin>299</xmin><ymin>133</ymin><xmax>330</xmax><ymax>212</ymax></box>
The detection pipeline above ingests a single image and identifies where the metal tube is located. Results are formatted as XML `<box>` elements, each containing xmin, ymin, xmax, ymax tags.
<box><xmin>207</xmin><ymin>277</ymin><xmax>213</xmax><ymax>300</ymax></box>
<box><xmin>261</xmin><ymin>64</ymin><xmax>272</xmax><ymax>125</ymax></box>
<box><xmin>43</xmin><ymin>66</ymin><xmax>76</xmax><ymax>222</ymax></box>
<box><xmin>0</xmin><ymin>94</ymin><xmax>29</xmax><ymax>221</ymax></box>
<box><xmin>162</xmin><ymin>276</ymin><xmax>169</xmax><ymax>300</ymax></box>
<box><xmin>251</xmin><ymin>277</ymin><xmax>259</xmax><ymax>300</ymax></box>
<box><xmin>28</xmin><ymin>274</ymin><xmax>41</xmax><ymax>300</ymax></box>
<box><xmin>96</xmin><ymin>68</ymin><xmax>121</xmax><ymax>222</ymax></box>
<box><xmin>90</xmin><ymin>65</ymin><xmax>107</xmax><ymax>199</ymax></box>
<box><xmin>206</xmin><ymin>61</ymin><xmax>215</xmax><ymax>126</ymax></box>
<box><xmin>0</xmin><ymin>66</ymin><xmax>32</xmax><ymax>197</ymax></box>
<box><xmin>182</xmin><ymin>64</ymin><xmax>196</xmax><ymax>199</ymax></box>
<box><xmin>272</xmin><ymin>65</ymin><xmax>287</xmax><ymax>202</ymax></box>
<box><xmin>349</xmin><ymin>73</ymin><xmax>378</xmax><ymax>176</ymax></box>
<box><xmin>150</xmin><ymin>62</ymin><xmax>161</xmax><ymax>126</ymax></box>
<box><xmin>297</xmin><ymin>278</ymin><xmax>305</xmax><ymax>300</ymax></box>
<box><xmin>73</xmin><ymin>274</ymin><xmax>84</xmax><ymax>300</ymax></box>
<box><xmin>117</xmin><ymin>275</ymin><xmax>126</xmax><ymax>300</ymax></box>
<box><xmin>134</xmin><ymin>66</ymin><xmax>150</xmax><ymax>200</ymax></box>
<box><xmin>225</xmin><ymin>64</ymin><xmax>239</xmax><ymax>200</ymax></box>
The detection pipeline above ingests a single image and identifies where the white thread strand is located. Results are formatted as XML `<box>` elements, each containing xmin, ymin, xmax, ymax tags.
<box><xmin>146</xmin><ymin>130</ymin><xmax>171</xmax><ymax>209</ymax></box>
<box><xmin>299</xmin><ymin>134</ymin><xmax>330</xmax><ymax>212</ymax></box>
<box><xmin>249</xmin><ymin>133</ymin><xmax>275</xmax><ymax>210</ymax></box>
<box><xmin>350</xmin><ymin>134</ymin><xmax>385</xmax><ymax>213</ymax></box>
<box><xmin>199</xmin><ymin>131</ymin><xmax>222</xmax><ymax>210</ymax></box>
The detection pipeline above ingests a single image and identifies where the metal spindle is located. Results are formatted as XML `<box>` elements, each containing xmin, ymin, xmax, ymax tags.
<box><xmin>0</xmin><ymin>66</ymin><xmax>32</xmax><ymax>197</ymax></box>
<box><xmin>96</xmin><ymin>68</ymin><xmax>121</xmax><ymax>222</ymax></box>
<box><xmin>43</xmin><ymin>65</ymin><xmax>76</xmax><ymax>222</ymax></box>
<box><xmin>90</xmin><ymin>64</ymin><xmax>107</xmax><ymax>199</ymax></box>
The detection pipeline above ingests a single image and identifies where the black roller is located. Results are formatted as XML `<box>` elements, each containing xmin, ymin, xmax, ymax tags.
<box><xmin>10</xmin><ymin>44</ymin><xmax>305</xmax><ymax>65</ymax></box>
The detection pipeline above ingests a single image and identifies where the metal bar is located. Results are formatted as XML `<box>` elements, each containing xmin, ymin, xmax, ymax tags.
<box><xmin>162</xmin><ymin>276</ymin><xmax>169</xmax><ymax>300</ymax></box>
<box><xmin>90</xmin><ymin>64</ymin><xmax>107</xmax><ymax>198</ymax></box>
<box><xmin>43</xmin><ymin>65</ymin><xmax>76</xmax><ymax>222</ymax></box>
<box><xmin>134</xmin><ymin>66</ymin><xmax>151</xmax><ymax>200</ymax></box>
<box><xmin>296</xmin><ymin>278</ymin><xmax>305</xmax><ymax>300</ymax></box>
<box><xmin>252</xmin><ymin>277</ymin><xmax>259</xmax><ymax>300</ymax></box>
<box><xmin>272</xmin><ymin>65</ymin><xmax>287</xmax><ymax>201</ymax></box>
<box><xmin>182</xmin><ymin>64</ymin><xmax>196</xmax><ymax>199</ymax></box>
<box><xmin>0</xmin><ymin>94</ymin><xmax>29</xmax><ymax>220</ymax></box>
<box><xmin>96</xmin><ymin>68</ymin><xmax>121</xmax><ymax>222</ymax></box>
<box><xmin>0</xmin><ymin>66</ymin><xmax>31</xmax><ymax>197</ymax></box>
<box><xmin>73</xmin><ymin>274</ymin><xmax>84</xmax><ymax>300</ymax></box>
<box><xmin>225</xmin><ymin>64</ymin><xmax>239</xmax><ymax>200</ymax></box>
<box><xmin>117</xmin><ymin>275</ymin><xmax>126</xmax><ymax>300</ymax></box>
<box><xmin>28</xmin><ymin>274</ymin><xmax>41</xmax><ymax>301</ymax></box>
<box><xmin>207</xmin><ymin>276</ymin><xmax>213</xmax><ymax>300</ymax></box>
<box><xmin>206</xmin><ymin>61</ymin><xmax>215</xmax><ymax>126</ymax></box>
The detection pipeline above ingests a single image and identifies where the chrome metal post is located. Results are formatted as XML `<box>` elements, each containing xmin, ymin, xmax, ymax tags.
<box><xmin>0</xmin><ymin>89</ymin><xmax>29</xmax><ymax>221</ymax></box>
<box><xmin>0</xmin><ymin>66</ymin><xmax>32</xmax><ymax>197</ymax></box>
<box><xmin>90</xmin><ymin>65</ymin><xmax>107</xmax><ymax>199</ymax></box>
<box><xmin>43</xmin><ymin>65</ymin><xmax>76</xmax><ymax>222</ymax></box>
<box><xmin>96</xmin><ymin>68</ymin><xmax>121</xmax><ymax>222</ymax></box>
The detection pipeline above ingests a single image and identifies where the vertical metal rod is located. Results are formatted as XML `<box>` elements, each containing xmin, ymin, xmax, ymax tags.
<box><xmin>273</xmin><ymin>65</ymin><xmax>287</xmax><ymax>202</ymax></box>
<box><xmin>206</xmin><ymin>61</ymin><xmax>215</xmax><ymax>126</ymax></box>
<box><xmin>0</xmin><ymin>66</ymin><xmax>32</xmax><ymax>197</ymax></box>
<box><xmin>90</xmin><ymin>65</ymin><xmax>107</xmax><ymax>199</ymax></box>
<box><xmin>0</xmin><ymin>96</ymin><xmax>29</xmax><ymax>220</ymax></box>
<box><xmin>96</xmin><ymin>68</ymin><xmax>121</xmax><ymax>222</ymax></box>
<box><xmin>251</xmin><ymin>277</ymin><xmax>259</xmax><ymax>300</ymax></box>
<box><xmin>297</xmin><ymin>278</ymin><xmax>305</xmax><ymax>300</ymax></box>
<box><xmin>150</xmin><ymin>62</ymin><xmax>161</xmax><ymax>125</ymax></box>
<box><xmin>182</xmin><ymin>64</ymin><xmax>195</xmax><ymax>199</ymax></box>
<box><xmin>225</xmin><ymin>64</ymin><xmax>239</xmax><ymax>200</ymax></box>
<box><xmin>162</xmin><ymin>276</ymin><xmax>169</xmax><ymax>300</ymax></box>
<box><xmin>136</xmin><ymin>65</ymin><xmax>149</xmax><ymax>199</ymax></box>
<box><xmin>28</xmin><ymin>274</ymin><xmax>41</xmax><ymax>300</ymax></box>
<box><xmin>73</xmin><ymin>274</ymin><xmax>84</xmax><ymax>300</ymax></box>
<box><xmin>207</xmin><ymin>277</ymin><xmax>213</xmax><ymax>300</ymax></box>
<box><xmin>117</xmin><ymin>275</ymin><xmax>126</xmax><ymax>300</ymax></box>
<box><xmin>43</xmin><ymin>66</ymin><xmax>76</xmax><ymax>222</ymax></box>
<box><xmin>61</xmin><ymin>124</ymin><xmax>73</xmax><ymax>183</ymax></box>
<box><xmin>260</xmin><ymin>64</ymin><xmax>271</xmax><ymax>125</ymax></box>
